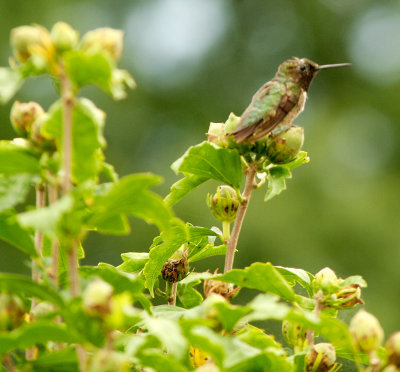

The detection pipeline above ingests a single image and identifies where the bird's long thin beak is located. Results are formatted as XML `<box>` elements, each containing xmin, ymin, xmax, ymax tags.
<box><xmin>317</xmin><ymin>63</ymin><xmax>352</xmax><ymax>70</ymax></box>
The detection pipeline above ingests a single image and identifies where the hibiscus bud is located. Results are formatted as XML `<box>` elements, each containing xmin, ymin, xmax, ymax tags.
<box><xmin>207</xmin><ymin>185</ymin><xmax>240</xmax><ymax>223</ymax></box>
<box><xmin>306</xmin><ymin>343</ymin><xmax>337</xmax><ymax>372</ymax></box>
<box><xmin>51</xmin><ymin>22</ymin><xmax>79</xmax><ymax>52</ymax></box>
<box><xmin>386</xmin><ymin>332</ymin><xmax>400</xmax><ymax>366</ymax></box>
<box><xmin>10</xmin><ymin>101</ymin><xmax>45</xmax><ymax>137</ymax></box>
<box><xmin>312</xmin><ymin>267</ymin><xmax>339</xmax><ymax>295</ymax></box>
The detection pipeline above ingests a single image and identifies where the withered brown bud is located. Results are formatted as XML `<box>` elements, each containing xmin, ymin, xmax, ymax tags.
<box><xmin>306</xmin><ymin>343</ymin><xmax>337</xmax><ymax>372</ymax></box>
<box><xmin>203</xmin><ymin>269</ymin><xmax>240</xmax><ymax>301</ymax></box>
<box><xmin>162</xmin><ymin>250</ymin><xmax>189</xmax><ymax>283</ymax></box>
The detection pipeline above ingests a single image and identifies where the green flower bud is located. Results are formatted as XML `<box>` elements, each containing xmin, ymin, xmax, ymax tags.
<box><xmin>83</xmin><ymin>279</ymin><xmax>113</xmax><ymax>316</ymax></box>
<box><xmin>386</xmin><ymin>332</ymin><xmax>400</xmax><ymax>366</ymax></box>
<box><xmin>51</xmin><ymin>22</ymin><xmax>79</xmax><ymax>52</ymax></box>
<box><xmin>10</xmin><ymin>101</ymin><xmax>45</xmax><ymax>137</ymax></box>
<box><xmin>282</xmin><ymin>320</ymin><xmax>307</xmax><ymax>349</ymax></box>
<box><xmin>207</xmin><ymin>185</ymin><xmax>240</xmax><ymax>223</ymax></box>
<box><xmin>312</xmin><ymin>267</ymin><xmax>339</xmax><ymax>295</ymax></box>
<box><xmin>349</xmin><ymin>309</ymin><xmax>384</xmax><ymax>353</ymax></box>
<box><xmin>10</xmin><ymin>25</ymin><xmax>52</xmax><ymax>63</ymax></box>
<box><xmin>162</xmin><ymin>249</ymin><xmax>189</xmax><ymax>283</ymax></box>
<box><xmin>105</xmin><ymin>293</ymin><xmax>139</xmax><ymax>330</ymax></box>
<box><xmin>306</xmin><ymin>343</ymin><xmax>337</xmax><ymax>372</ymax></box>
<box><xmin>80</xmin><ymin>28</ymin><xmax>124</xmax><ymax>62</ymax></box>
<box><xmin>88</xmin><ymin>349</ymin><xmax>130</xmax><ymax>372</ymax></box>
<box><xmin>0</xmin><ymin>293</ymin><xmax>25</xmax><ymax>331</ymax></box>
<box><xmin>265</xmin><ymin>125</ymin><xmax>304</xmax><ymax>164</ymax></box>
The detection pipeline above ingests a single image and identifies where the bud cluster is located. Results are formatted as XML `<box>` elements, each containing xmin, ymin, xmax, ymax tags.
<box><xmin>10</xmin><ymin>22</ymin><xmax>124</xmax><ymax>74</ymax></box>
<box><xmin>311</xmin><ymin>267</ymin><xmax>365</xmax><ymax>310</ymax></box>
<box><xmin>0</xmin><ymin>293</ymin><xmax>26</xmax><ymax>332</ymax></box>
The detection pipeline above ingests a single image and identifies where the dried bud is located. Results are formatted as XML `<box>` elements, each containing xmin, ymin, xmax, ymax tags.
<box><xmin>204</xmin><ymin>270</ymin><xmax>240</xmax><ymax>301</ymax></box>
<box><xmin>207</xmin><ymin>185</ymin><xmax>240</xmax><ymax>223</ymax></box>
<box><xmin>51</xmin><ymin>22</ymin><xmax>79</xmax><ymax>52</ymax></box>
<box><xmin>282</xmin><ymin>320</ymin><xmax>307</xmax><ymax>349</ymax></box>
<box><xmin>10</xmin><ymin>25</ymin><xmax>52</xmax><ymax>63</ymax></box>
<box><xmin>386</xmin><ymin>332</ymin><xmax>400</xmax><ymax>366</ymax></box>
<box><xmin>336</xmin><ymin>284</ymin><xmax>364</xmax><ymax>309</ymax></box>
<box><xmin>10</xmin><ymin>101</ymin><xmax>45</xmax><ymax>137</ymax></box>
<box><xmin>265</xmin><ymin>125</ymin><xmax>304</xmax><ymax>164</ymax></box>
<box><xmin>306</xmin><ymin>343</ymin><xmax>337</xmax><ymax>372</ymax></box>
<box><xmin>88</xmin><ymin>349</ymin><xmax>130</xmax><ymax>372</ymax></box>
<box><xmin>0</xmin><ymin>293</ymin><xmax>25</xmax><ymax>331</ymax></box>
<box><xmin>83</xmin><ymin>279</ymin><xmax>113</xmax><ymax>316</ymax></box>
<box><xmin>349</xmin><ymin>309</ymin><xmax>384</xmax><ymax>353</ymax></box>
<box><xmin>312</xmin><ymin>267</ymin><xmax>339</xmax><ymax>295</ymax></box>
<box><xmin>162</xmin><ymin>249</ymin><xmax>189</xmax><ymax>283</ymax></box>
<box><xmin>80</xmin><ymin>28</ymin><xmax>124</xmax><ymax>62</ymax></box>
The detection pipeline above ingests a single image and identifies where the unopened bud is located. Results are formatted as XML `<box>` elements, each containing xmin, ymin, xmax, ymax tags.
<box><xmin>83</xmin><ymin>279</ymin><xmax>113</xmax><ymax>316</ymax></box>
<box><xmin>51</xmin><ymin>22</ymin><xmax>79</xmax><ymax>52</ymax></box>
<box><xmin>207</xmin><ymin>185</ymin><xmax>240</xmax><ymax>223</ymax></box>
<box><xmin>88</xmin><ymin>349</ymin><xmax>130</xmax><ymax>372</ymax></box>
<box><xmin>386</xmin><ymin>332</ymin><xmax>400</xmax><ymax>366</ymax></box>
<box><xmin>383</xmin><ymin>365</ymin><xmax>400</xmax><ymax>372</ymax></box>
<box><xmin>31</xmin><ymin>301</ymin><xmax>54</xmax><ymax>319</ymax></box>
<box><xmin>349</xmin><ymin>309</ymin><xmax>384</xmax><ymax>353</ymax></box>
<box><xmin>10</xmin><ymin>101</ymin><xmax>45</xmax><ymax>137</ymax></box>
<box><xmin>0</xmin><ymin>293</ymin><xmax>25</xmax><ymax>331</ymax></box>
<box><xmin>10</xmin><ymin>25</ymin><xmax>52</xmax><ymax>63</ymax></box>
<box><xmin>306</xmin><ymin>343</ymin><xmax>337</xmax><ymax>372</ymax></box>
<box><xmin>266</xmin><ymin>126</ymin><xmax>304</xmax><ymax>164</ymax></box>
<box><xmin>206</xmin><ymin>122</ymin><xmax>226</xmax><ymax>146</ymax></box>
<box><xmin>336</xmin><ymin>284</ymin><xmax>364</xmax><ymax>309</ymax></box>
<box><xmin>204</xmin><ymin>270</ymin><xmax>240</xmax><ymax>301</ymax></box>
<box><xmin>80</xmin><ymin>28</ymin><xmax>124</xmax><ymax>62</ymax></box>
<box><xmin>282</xmin><ymin>320</ymin><xmax>307</xmax><ymax>349</ymax></box>
<box><xmin>312</xmin><ymin>267</ymin><xmax>339</xmax><ymax>295</ymax></box>
<box><xmin>162</xmin><ymin>249</ymin><xmax>189</xmax><ymax>283</ymax></box>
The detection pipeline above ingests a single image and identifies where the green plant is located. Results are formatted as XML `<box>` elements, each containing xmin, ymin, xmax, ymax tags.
<box><xmin>0</xmin><ymin>22</ymin><xmax>394</xmax><ymax>372</ymax></box>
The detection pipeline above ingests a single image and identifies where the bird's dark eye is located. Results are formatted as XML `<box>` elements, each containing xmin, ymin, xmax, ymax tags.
<box><xmin>300</xmin><ymin>65</ymin><xmax>306</xmax><ymax>72</ymax></box>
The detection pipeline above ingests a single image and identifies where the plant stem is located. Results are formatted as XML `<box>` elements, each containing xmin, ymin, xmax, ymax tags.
<box><xmin>224</xmin><ymin>166</ymin><xmax>257</xmax><ymax>273</ymax></box>
<box><xmin>168</xmin><ymin>282</ymin><xmax>178</xmax><ymax>306</ymax></box>
<box><xmin>48</xmin><ymin>184</ymin><xmax>59</xmax><ymax>287</ymax></box>
<box><xmin>306</xmin><ymin>296</ymin><xmax>324</xmax><ymax>346</ymax></box>
<box><xmin>222</xmin><ymin>221</ymin><xmax>231</xmax><ymax>243</ymax></box>
<box><xmin>3</xmin><ymin>354</ymin><xmax>16</xmax><ymax>372</ymax></box>
<box><xmin>27</xmin><ymin>184</ymin><xmax>46</xmax><ymax>361</ymax></box>
<box><xmin>60</xmin><ymin>62</ymin><xmax>80</xmax><ymax>299</ymax></box>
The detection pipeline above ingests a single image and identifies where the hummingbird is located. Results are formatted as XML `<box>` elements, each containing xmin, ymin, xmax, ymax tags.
<box><xmin>231</xmin><ymin>57</ymin><xmax>351</xmax><ymax>143</ymax></box>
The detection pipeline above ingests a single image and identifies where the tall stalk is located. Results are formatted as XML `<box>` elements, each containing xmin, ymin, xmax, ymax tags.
<box><xmin>48</xmin><ymin>184</ymin><xmax>59</xmax><ymax>287</ymax></box>
<box><xmin>224</xmin><ymin>165</ymin><xmax>257</xmax><ymax>273</ymax></box>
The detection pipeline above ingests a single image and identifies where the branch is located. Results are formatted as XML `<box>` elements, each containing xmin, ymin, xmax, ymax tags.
<box><xmin>224</xmin><ymin>166</ymin><xmax>257</xmax><ymax>273</ymax></box>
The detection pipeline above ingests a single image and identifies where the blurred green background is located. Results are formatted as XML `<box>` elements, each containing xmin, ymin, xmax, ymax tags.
<box><xmin>1</xmin><ymin>0</ymin><xmax>400</xmax><ymax>344</ymax></box>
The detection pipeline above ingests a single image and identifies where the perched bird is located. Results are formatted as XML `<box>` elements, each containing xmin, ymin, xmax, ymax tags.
<box><xmin>231</xmin><ymin>57</ymin><xmax>351</xmax><ymax>143</ymax></box>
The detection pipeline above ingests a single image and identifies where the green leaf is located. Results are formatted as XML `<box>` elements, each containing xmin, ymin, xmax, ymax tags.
<box><xmin>89</xmin><ymin>174</ymin><xmax>172</xmax><ymax>233</ymax></box>
<box><xmin>0</xmin><ymin>212</ymin><xmax>37</xmax><ymax>256</ymax></box>
<box><xmin>29</xmin><ymin>348</ymin><xmax>78</xmax><ymax>372</ymax></box>
<box><xmin>164</xmin><ymin>173</ymin><xmax>208</xmax><ymax>206</ymax></box>
<box><xmin>284</xmin><ymin>151</ymin><xmax>309</xmax><ymax>169</ymax></box>
<box><xmin>144</xmin><ymin>220</ymin><xmax>188</xmax><ymax>296</ymax></box>
<box><xmin>0</xmin><ymin>321</ymin><xmax>75</xmax><ymax>354</ymax></box>
<box><xmin>0</xmin><ymin>141</ymin><xmax>40</xmax><ymax>176</ymax></box>
<box><xmin>340</xmin><ymin>275</ymin><xmax>367</xmax><ymax>288</ymax></box>
<box><xmin>245</xmin><ymin>293</ymin><xmax>291</xmax><ymax>322</ymax></box>
<box><xmin>18</xmin><ymin>195</ymin><xmax>74</xmax><ymax>238</ymax></box>
<box><xmin>136</xmin><ymin>349</ymin><xmax>188</xmax><ymax>372</ymax></box>
<box><xmin>119</xmin><ymin>252</ymin><xmax>149</xmax><ymax>273</ymax></box>
<box><xmin>42</xmin><ymin>98</ymin><xmax>106</xmax><ymax>183</ymax></box>
<box><xmin>109</xmin><ymin>69</ymin><xmax>136</xmax><ymax>100</ymax></box>
<box><xmin>275</xmin><ymin>266</ymin><xmax>314</xmax><ymax>295</ymax></box>
<box><xmin>0</xmin><ymin>67</ymin><xmax>22</xmax><ymax>104</ymax></box>
<box><xmin>144</xmin><ymin>317</ymin><xmax>188</xmax><ymax>360</ymax></box>
<box><xmin>171</xmin><ymin>141</ymin><xmax>243</xmax><ymax>189</ymax></box>
<box><xmin>236</xmin><ymin>325</ymin><xmax>282</xmax><ymax>350</ymax></box>
<box><xmin>215</xmin><ymin>262</ymin><xmax>296</xmax><ymax>302</ymax></box>
<box><xmin>0</xmin><ymin>274</ymin><xmax>63</xmax><ymax>306</ymax></box>
<box><xmin>213</xmin><ymin>301</ymin><xmax>253</xmax><ymax>332</ymax></box>
<box><xmin>177</xmin><ymin>272</ymin><xmax>212</xmax><ymax>309</ymax></box>
<box><xmin>0</xmin><ymin>174</ymin><xmax>35</xmax><ymax>212</ymax></box>
<box><xmin>80</xmin><ymin>263</ymin><xmax>144</xmax><ymax>294</ymax></box>
<box><xmin>64</xmin><ymin>51</ymin><xmax>112</xmax><ymax>91</ymax></box>
<box><xmin>264</xmin><ymin>166</ymin><xmax>292</xmax><ymax>202</ymax></box>
<box><xmin>188</xmin><ymin>244</ymin><xmax>226</xmax><ymax>263</ymax></box>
